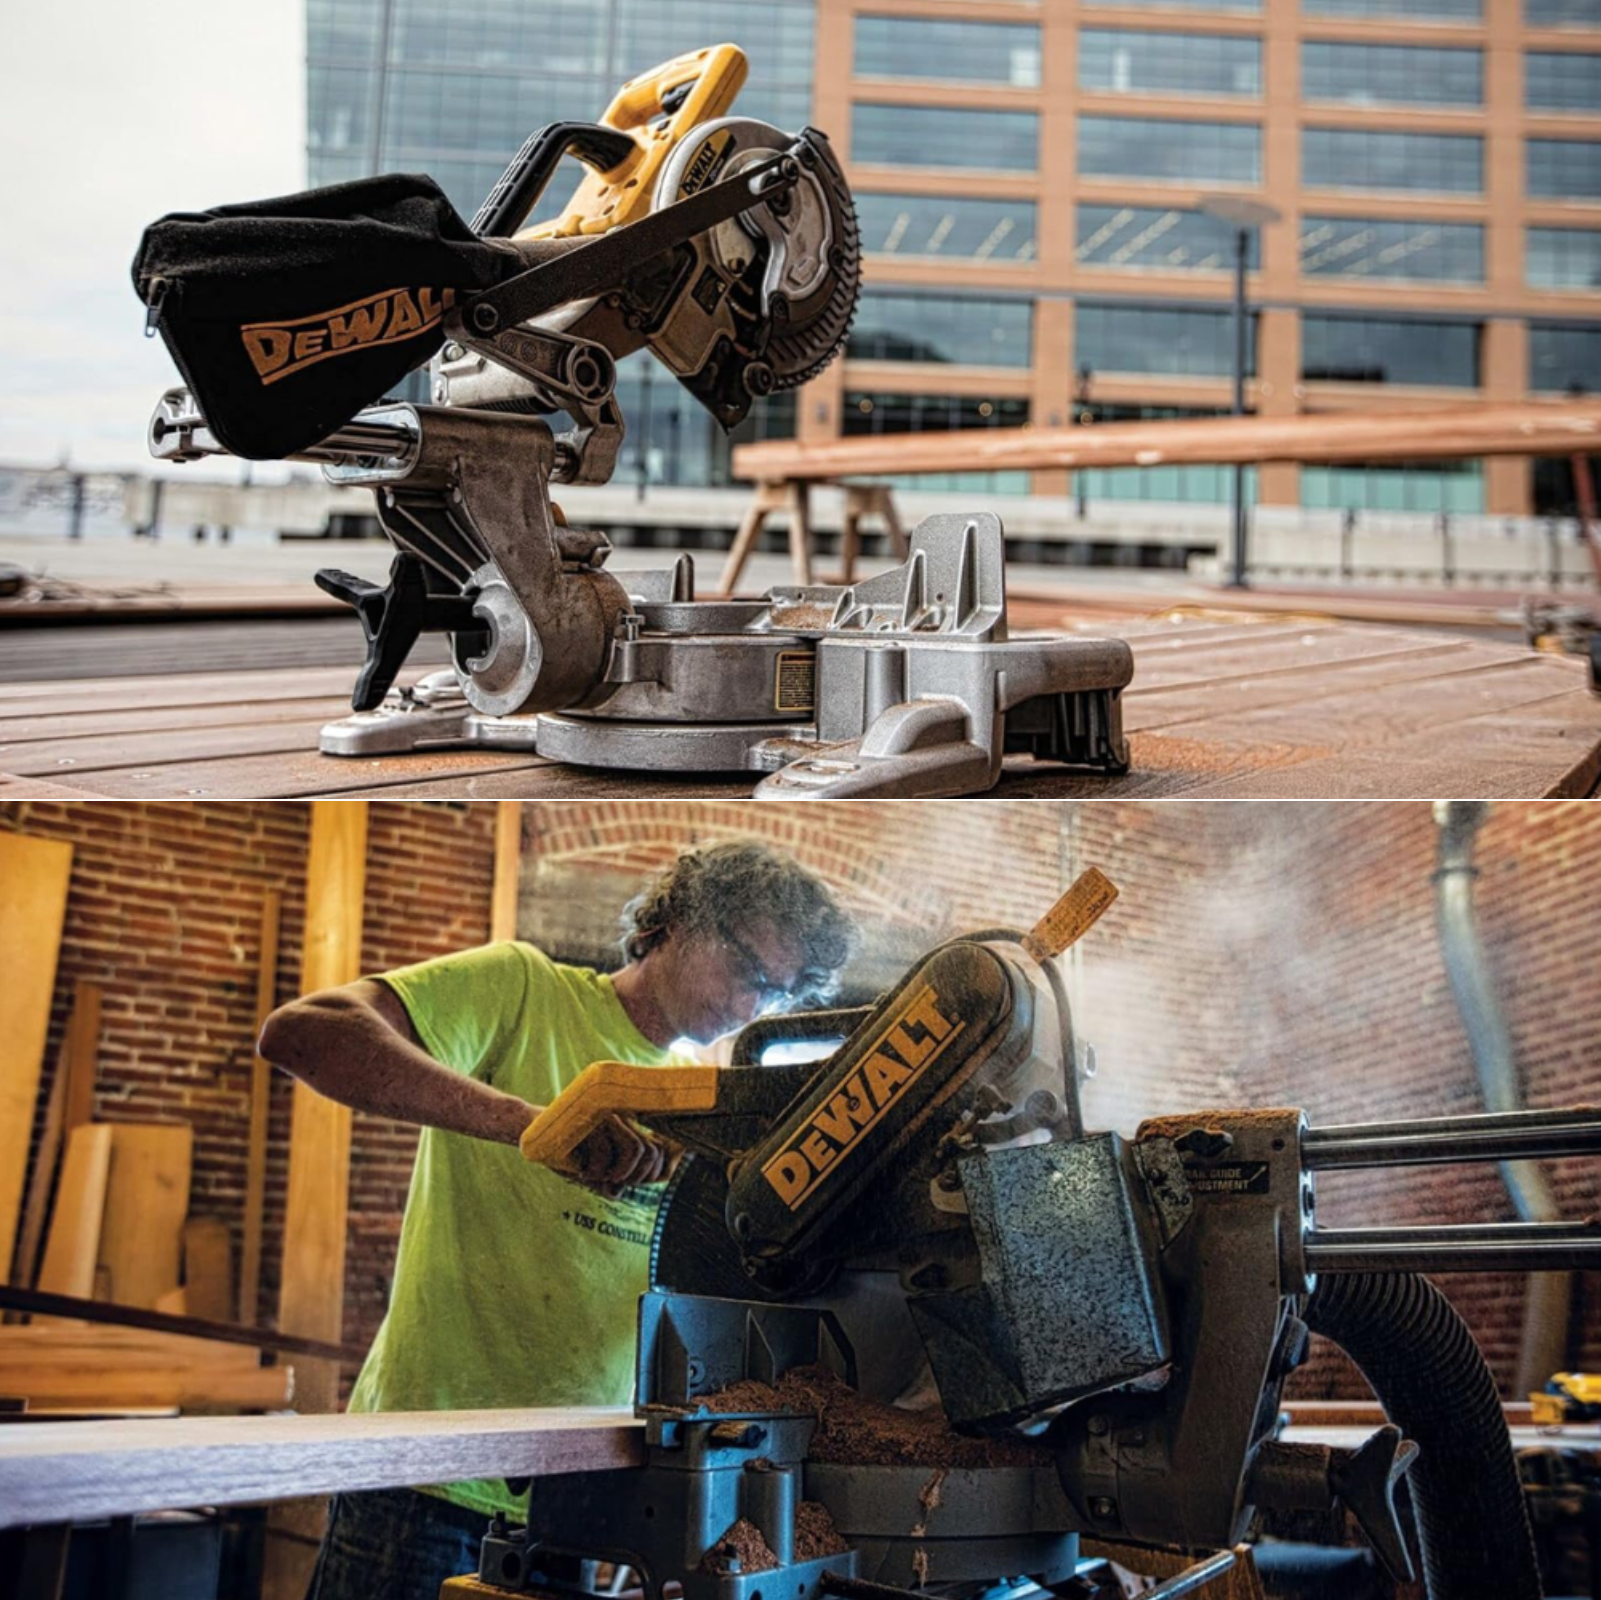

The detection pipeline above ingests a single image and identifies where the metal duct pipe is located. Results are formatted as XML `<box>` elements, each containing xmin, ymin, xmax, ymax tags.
<box><xmin>1431</xmin><ymin>800</ymin><xmax>1572</xmax><ymax>1399</ymax></box>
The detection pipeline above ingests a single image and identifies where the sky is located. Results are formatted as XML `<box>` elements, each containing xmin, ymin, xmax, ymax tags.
<box><xmin>0</xmin><ymin>6</ymin><xmax>305</xmax><ymax>472</ymax></box>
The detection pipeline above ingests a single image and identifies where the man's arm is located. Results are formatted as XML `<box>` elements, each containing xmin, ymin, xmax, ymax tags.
<box><xmin>259</xmin><ymin>978</ymin><xmax>669</xmax><ymax>1191</ymax></box>
<box><xmin>259</xmin><ymin>979</ymin><xmax>533</xmax><ymax>1144</ymax></box>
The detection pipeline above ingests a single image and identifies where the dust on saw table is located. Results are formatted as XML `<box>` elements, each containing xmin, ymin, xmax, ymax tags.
<box><xmin>2</xmin><ymin>604</ymin><xmax>1597</xmax><ymax>799</ymax></box>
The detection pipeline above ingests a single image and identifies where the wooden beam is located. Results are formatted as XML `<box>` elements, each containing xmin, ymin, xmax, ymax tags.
<box><xmin>491</xmin><ymin>802</ymin><xmax>523</xmax><ymax>943</ymax></box>
<box><xmin>0</xmin><ymin>1285</ymin><xmax>366</xmax><ymax>1362</ymax></box>
<box><xmin>59</xmin><ymin>981</ymin><xmax>100</xmax><ymax>1134</ymax></box>
<box><xmin>0</xmin><ymin>1406</ymin><xmax>644</xmax><ymax>1529</ymax></box>
<box><xmin>277</xmin><ymin>803</ymin><xmax>367</xmax><ymax>1413</ymax></box>
<box><xmin>731</xmin><ymin>398</ymin><xmax>1601</xmax><ymax>484</ymax></box>
<box><xmin>0</xmin><ymin>832</ymin><xmax>73</xmax><ymax>1282</ymax></box>
<box><xmin>35</xmin><ymin>1125</ymin><xmax>113</xmax><ymax>1304</ymax></box>
<box><xmin>9</xmin><ymin>980</ymin><xmax>96</xmax><ymax>1294</ymax></box>
<box><xmin>239</xmin><ymin>888</ymin><xmax>282</xmax><ymax>1324</ymax></box>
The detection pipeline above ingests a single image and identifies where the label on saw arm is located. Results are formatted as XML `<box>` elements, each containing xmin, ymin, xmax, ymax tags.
<box><xmin>678</xmin><ymin>129</ymin><xmax>736</xmax><ymax>196</ymax></box>
<box><xmin>774</xmin><ymin>651</ymin><xmax>816</xmax><ymax>713</ymax></box>
<box><xmin>1181</xmin><ymin>1159</ymin><xmax>1271</xmax><ymax>1196</ymax></box>
<box><xmin>761</xmin><ymin>983</ymin><xmax>965</xmax><ymax>1210</ymax></box>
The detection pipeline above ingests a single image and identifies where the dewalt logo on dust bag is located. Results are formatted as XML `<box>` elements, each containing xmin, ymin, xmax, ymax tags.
<box><xmin>761</xmin><ymin>984</ymin><xmax>965</xmax><ymax>1210</ymax></box>
<box><xmin>241</xmin><ymin>287</ymin><xmax>458</xmax><ymax>386</ymax></box>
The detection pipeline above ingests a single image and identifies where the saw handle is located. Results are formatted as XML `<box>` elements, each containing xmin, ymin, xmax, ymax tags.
<box><xmin>604</xmin><ymin>43</ymin><xmax>748</xmax><ymax>132</ymax></box>
<box><xmin>519</xmin><ymin>1060</ymin><xmax>721</xmax><ymax>1172</ymax></box>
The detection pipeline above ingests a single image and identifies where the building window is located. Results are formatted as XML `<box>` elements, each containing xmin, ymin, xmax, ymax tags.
<box><xmin>1302</xmin><ymin>313</ymin><xmax>1481</xmax><ymax>386</ymax></box>
<box><xmin>1078</xmin><ymin>116</ymin><xmax>1262</xmax><ymax>185</ymax></box>
<box><xmin>1526</xmin><ymin>0</ymin><xmax>1601</xmax><ymax>25</ymax></box>
<box><xmin>1077</xmin><ymin>205</ymin><xmax>1259</xmax><ymax>271</ymax></box>
<box><xmin>1078</xmin><ymin>30</ymin><xmax>1261</xmax><ymax>97</ymax></box>
<box><xmin>1302</xmin><ymin>462</ymin><xmax>1485</xmax><ymax>514</ymax></box>
<box><xmin>1076</xmin><ymin>403</ymin><xmax>1256</xmax><ymax>504</ymax></box>
<box><xmin>1303</xmin><ymin>128</ymin><xmax>1483</xmax><ymax>193</ymax></box>
<box><xmin>1075</xmin><ymin>302</ymin><xmax>1255</xmax><ymax>377</ymax></box>
<box><xmin>1083</xmin><ymin>0</ymin><xmax>1260</xmax><ymax>10</ymax></box>
<box><xmin>1301</xmin><ymin>42</ymin><xmax>1482</xmax><ymax>107</ymax></box>
<box><xmin>1529</xmin><ymin>321</ymin><xmax>1601</xmax><ymax>390</ymax></box>
<box><xmin>1527</xmin><ymin>227</ymin><xmax>1601</xmax><ymax>288</ymax></box>
<box><xmin>1304</xmin><ymin>0</ymin><xmax>1482</xmax><ymax>17</ymax></box>
<box><xmin>853</xmin><ymin>103</ymin><xmax>1039</xmax><ymax>170</ymax></box>
<box><xmin>1528</xmin><ymin>140</ymin><xmax>1601</xmax><ymax>199</ymax></box>
<box><xmin>842</xmin><ymin>392</ymin><xmax>1032</xmax><ymax>494</ymax></box>
<box><xmin>1300</xmin><ymin>216</ymin><xmax>1484</xmax><ymax>281</ymax></box>
<box><xmin>857</xmin><ymin>194</ymin><xmax>1038</xmax><ymax>262</ymax></box>
<box><xmin>1526</xmin><ymin>52</ymin><xmax>1601</xmax><ymax>112</ymax></box>
<box><xmin>848</xmin><ymin>290</ymin><xmax>1035</xmax><ymax>366</ymax></box>
<box><xmin>854</xmin><ymin>16</ymin><xmax>1041</xmax><ymax>86</ymax></box>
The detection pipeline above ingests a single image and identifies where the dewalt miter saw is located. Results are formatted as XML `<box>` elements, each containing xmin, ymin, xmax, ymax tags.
<box><xmin>134</xmin><ymin>46</ymin><xmax>1132</xmax><ymax>798</ymax></box>
<box><xmin>453</xmin><ymin>871</ymin><xmax>1601</xmax><ymax>1600</ymax></box>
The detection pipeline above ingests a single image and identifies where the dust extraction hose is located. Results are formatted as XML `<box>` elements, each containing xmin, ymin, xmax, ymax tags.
<box><xmin>1305</xmin><ymin>1270</ymin><xmax>1541</xmax><ymax>1600</ymax></box>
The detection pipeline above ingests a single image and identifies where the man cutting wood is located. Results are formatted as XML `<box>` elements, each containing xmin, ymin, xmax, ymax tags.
<box><xmin>259</xmin><ymin>841</ymin><xmax>856</xmax><ymax>1600</ymax></box>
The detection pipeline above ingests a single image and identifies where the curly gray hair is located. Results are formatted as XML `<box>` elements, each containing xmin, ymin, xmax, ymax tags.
<box><xmin>619</xmin><ymin>841</ymin><xmax>856</xmax><ymax>1006</ymax></box>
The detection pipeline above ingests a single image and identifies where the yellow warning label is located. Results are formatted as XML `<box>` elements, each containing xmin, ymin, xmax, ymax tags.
<box><xmin>774</xmin><ymin>651</ymin><xmax>816</xmax><ymax>714</ymax></box>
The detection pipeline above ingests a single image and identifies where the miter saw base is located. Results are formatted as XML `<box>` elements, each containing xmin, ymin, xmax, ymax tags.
<box><xmin>318</xmin><ymin>512</ymin><xmax>1133</xmax><ymax>799</ymax></box>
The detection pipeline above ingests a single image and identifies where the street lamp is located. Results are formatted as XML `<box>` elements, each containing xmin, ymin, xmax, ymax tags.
<box><xmin>1198</xmin><ymin>194</ymin><xmax>1281</xmax><ymax>589</ymax></box>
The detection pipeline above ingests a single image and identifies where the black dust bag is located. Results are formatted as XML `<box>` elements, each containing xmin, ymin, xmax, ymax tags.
<box><xmin>131</xmin><ymin>173</ymin><xmax>521</xmax><ymax>459</ymax></box>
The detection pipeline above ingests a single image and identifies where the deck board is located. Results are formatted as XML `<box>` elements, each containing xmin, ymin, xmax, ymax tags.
<box><xmin>2</xmin><ymin>617</ymin><xmax>1595</xmax><ymax>799</ymax></box>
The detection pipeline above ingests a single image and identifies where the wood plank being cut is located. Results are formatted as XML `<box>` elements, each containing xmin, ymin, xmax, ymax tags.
<box><xmin>0</xmin><ymin>1407</ymin><xmax>644</xmax><ymax>1529</ymax></box>
<box><xmin>35</xmin><ymin>1125</ymin><xmax>113</xmax><ymax>1305</ymax></box>
<box><xmin>97</xmin><ymin>1123</ymin><xmax>193</xmax><ymax>1309</ymax></box>
<box><xmin>0</xmin><ymin>831</ymin><xmax>74</xmax><ymax>1282</ymax></box>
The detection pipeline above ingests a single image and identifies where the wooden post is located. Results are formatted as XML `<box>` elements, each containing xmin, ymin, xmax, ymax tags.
<box><xmin>490</xmin><ymin>803</ymin><xmax>522</xmax><ymax>944</ymax></box>
<box><xmin>0</xmin><ymin>832</ymin><xmax>74</xmax><ymax>1284</ymax></box>
<box><xmin>276</xmin><ymin>804</ymin><xmax>367</xmax><ymax>1413</ymax></box>
<box><xmin>239</xmin><ymin>889</ymin><xmax>282</xmax><ymax>1324</ymax></box>
<box><xmin>265</xmin><ymin>805</ymin><xmax>367</xmax><ymax>1600</ymax></box>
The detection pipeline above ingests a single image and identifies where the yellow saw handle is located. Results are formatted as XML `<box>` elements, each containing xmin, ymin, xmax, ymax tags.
<box><xmin>521</xmin><ymin>43</ymin><xmax>749</xmax><ymax>241</ymax></box>
<box><xmin>519</xmin><ymin>1060</ymin><xmax>721</xmax><ymax>1171</ymax></box>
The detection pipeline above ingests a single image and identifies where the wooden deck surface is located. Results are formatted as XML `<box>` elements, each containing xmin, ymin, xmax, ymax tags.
<box><xmin>2</xmin><ymin>607</ymin><xmax>1597</xmax><ymax>800</ymax></box>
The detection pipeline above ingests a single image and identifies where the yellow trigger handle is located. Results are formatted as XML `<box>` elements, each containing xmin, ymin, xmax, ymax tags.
<box><xmin>519</xmin><ymin>1061</ymin><xmax>722</xmax><ymax>1171</ymax></box>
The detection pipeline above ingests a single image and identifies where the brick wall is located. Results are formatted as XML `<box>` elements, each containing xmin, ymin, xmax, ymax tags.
<box><xmin>3</xmin><ymin>799</ymin><xmax>1597</xmax><ymax>1408</ymax></box>
<box><xmin>0</xmin><ymin>801</ymin><xmax>499</xmax><ymax>1367</ymax></box>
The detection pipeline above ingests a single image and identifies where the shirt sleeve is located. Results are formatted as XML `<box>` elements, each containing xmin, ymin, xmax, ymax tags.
<box><xmin>375</xmin><ymin>941</ymin><xmax>538</xmax><ymax>1087</ymax></box>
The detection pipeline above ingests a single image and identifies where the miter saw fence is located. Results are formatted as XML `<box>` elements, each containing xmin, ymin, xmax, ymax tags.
<box><xmin>135</xmin><ymin>45</ymin><xmax>1133</xmax><ymax>798</ymax></box>
<box><xmin>457</xmin><ymin>885</ymin><xmax>1601</xmax><ymax>1600</ymax></box>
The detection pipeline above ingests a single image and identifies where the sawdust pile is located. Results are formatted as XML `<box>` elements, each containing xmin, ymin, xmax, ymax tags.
<box><xmin>794</xmin><ymin>1501</ymin><xmax>850</xmax><ymax>1561</ymax></box>
<box><xmin>699</xmin><ymin>1364</ymin><xmax>1050</xmax><ymax>1469</ymax></box>
<box><xmin>702</xmin><ymin>1519</ymin><xmax>780</xmax><ymax>1575</ymax></box>
<box><xmin>700</xmin><ymin>1504</ymin><xmax>848</xmax><ymax>1575</ymax></box>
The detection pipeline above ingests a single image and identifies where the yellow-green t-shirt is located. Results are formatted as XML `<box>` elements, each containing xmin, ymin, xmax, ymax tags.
<box><xmin>346</xmin><ymin>941</ymin><xmax>676</xmax><ymax>1516</ymax></box>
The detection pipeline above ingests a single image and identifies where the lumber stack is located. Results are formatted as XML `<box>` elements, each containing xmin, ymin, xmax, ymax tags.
<box><xmin>0</xmin><ymin>1325</ymin><xmax>293</xmax><ymax>1412</ymax></box>
<box><xmin>2</xmin><ymin>838</ymin><xmax>278</xmax><ymax>1413</ymax></box>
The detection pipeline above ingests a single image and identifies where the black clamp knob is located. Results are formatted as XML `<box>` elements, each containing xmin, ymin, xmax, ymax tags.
<box><xmin>315</xmin><ymin>553</ymin><xmax>484</xmax><ymax>712</ymax></box>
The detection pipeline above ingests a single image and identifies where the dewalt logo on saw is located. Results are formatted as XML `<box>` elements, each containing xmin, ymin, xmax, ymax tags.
<box><xmin>762</xmin><ymin>984</ymin><xmax>965</xmax><ymax>1210</ymax></box>
<box><xmin>679</xmin><ymin>130</ymin><xmax>735</xmax><ymax>195</ymax></box>
<box><xmin>240</xmin><ymin>287</ymin><xmax>457</xmax><ymax>386</ymax></box>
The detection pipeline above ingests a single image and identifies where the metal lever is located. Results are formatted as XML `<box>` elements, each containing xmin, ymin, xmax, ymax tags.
<box><xmin>1251</xmin><ymin>1427</ymin><xmax>1418</xmax><ymax>1584</ymax></box>
<box><xmin>1329</xmin><ymin>1425</ymin><xmax>1420</xmax><ymax>1584</ymax></box>
<box><xmin>315</xmin><ymin>554</ymin><xmax>484</xmax><ymax>711</ymax></box>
